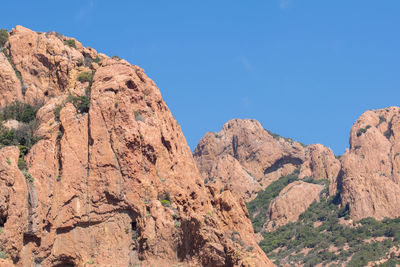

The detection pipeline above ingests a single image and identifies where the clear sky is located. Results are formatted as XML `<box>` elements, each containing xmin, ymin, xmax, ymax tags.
<box><xmin>2</xmin><ymin>1</ymin><xmax>399</xmax><ymax>155</ymax></box>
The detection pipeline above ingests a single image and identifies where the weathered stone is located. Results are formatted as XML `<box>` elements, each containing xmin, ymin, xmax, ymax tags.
<box><xmin>265</xmin><ymin>181</ymin><xmax>324</xmax><ymax>231</ymax></box>
<box><xmin>340</xmin><ymin>107</ymin><xmax>400</xmax><ymax>220</ymax></box>
<box><xmin>0</xmin><ymin>26</ymin><xmax>272</xmax><ymax>267</ymax></box>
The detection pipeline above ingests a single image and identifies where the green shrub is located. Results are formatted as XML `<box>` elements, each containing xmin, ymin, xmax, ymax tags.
<box><xmin>77</xmin><ymin>71</ymin><xmax>94</xmax><ymax>84</ymax></box>
<box><xmin>67</xmin><ymin>95</ymin><xmax>90</xmax><ymax>114</ymax></box>
<box><xmin>54</xmin><ymin>105</ymin><xmax>62</xmax><ymax>121</ymax></box>
<box><xmin>256</xmin><ymin>181</ymin><xmax>400</xmax><ymax>266</ymax></box>
<box><xmin>0</xmin><ymin>29</ymin><xmax>9</xmax><ymax>47</ymax></box>
<box><xmin>247</xmin><ymin>169</ymin><xmax>299</xmax><ymax>232</ymax></box>
<box><xmin>93</xmin><ymin>56</ymin><xmax>101</xmax><ymax>63</ymax></box>
<box><xmin>0</xmin><ymin>251</ymin><xmax>6</xmax><ymax>259</ymax></box>
<box><xmin>356</xmin><ymin>125</ymin><xmax>371</xmax><ymax>137</ymax></box>
<box><xmin>0</xmin><ymin>102</ymin><xmax>42</xmax><ymax>172</ymax></box>
<box><xmin>161</xmin><ymin>199</ymin><xmax>171</xmax><ymax>206</ymax></box>
<box><xmin>1</xmin><ymin>101</ymin><xmax>39</xmax><ymax>123</ymax></box>
<box><xmin>378</xmin><ymin>115</ymin><xmax>387</xmax><ymax>125</ymax></box>
<box><xmin>18</xmin><ymin>157</ymin><xmax>27</xmax><ymax>171</ymax></box>
<box><xmin>23</xmin><ymin>171</ymin><xmax>34</xmax><ymax>183</ymax></box>
<box><xmin>158</xmin><ymin>191</ymin><xmax>171</xmax><ymax>206</ymax></box>
<box><xmin>64</xmin><ymin>39</ymin><xmax>76</xmax><ymax>49</ymax></box>
<box><xmin>134</xmin><ymin>110</ymin><xmax>145</xmax><ymax>122</ymax></box>
<box><xmin>57</xmin><ymin>131</ymin><xmax>63</xmax><ymax>140</ymax></box>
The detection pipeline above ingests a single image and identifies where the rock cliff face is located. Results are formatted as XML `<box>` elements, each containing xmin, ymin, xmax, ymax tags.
<box><xmin>194</xmin><ymin>119</ymin><xmax>340</xmax><ymax>200</ymax></box>
<box><xmin>265</xmin><ymin>181</ymin><xmax>324</xmax><ymax>231</ymax></box>
<box><xmin>195</xmin><ymin>108</ymin><xmax>400</xmax><ymax>226</ymax></box>
<box><xmin>0</xmin><ymin>26</ymin><xmax>272</xmax><ymax>267</ymax></box>
<box><xmin>340</xmin><ymin>107</ymin><xmax>400</xmax><ymax>220</ymax></box>
<box><xmin>299</xmin><ymin>144</ymin><xmax>341</xmax><ymax>196</ymax></box>
<box><xmin>194</xmin><ymin>119</ymin><xmax>307</xmax><ymax>200</ymax></box>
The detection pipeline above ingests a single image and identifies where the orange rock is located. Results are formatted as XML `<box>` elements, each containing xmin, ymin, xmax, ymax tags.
<box><xmin>340</xmin><ymin>107</ymin><xmax>400</xmax><ymax>220</ymax></box>
<box><xmin>299</xmin><ymin>144</ymin><xmax>341</xmax><ymax>195</ymax></box>
<box><xmin>265</xmin><ymin>181</ymin><xmax>324</xmax><ymax>231</ymax></box>
<box><xmin>0</xmin><ymin>26</ymin><xmax>273</xmax><ymax>266</ymax></box>
<box><xmin>194</xmin><ymin>119</ymin><xmax>306</xmax><ymax>199</ymax></box>
<box><xmin>0</xmin><ymin>51</ymin><xmax>23</xmax><ymax>107</ymax></box>
<box><xmin>205</xmin><ymin>154</ymin><xmax>261</xmax><ymax>201</ymax></box>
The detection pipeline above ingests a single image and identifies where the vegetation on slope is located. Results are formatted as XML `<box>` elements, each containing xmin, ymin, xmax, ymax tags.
<box><xmin>249</xmin><ymin>173</ymin><xmax>400</xmax><ymax>266</ymax></box>
<box><xmin>247</xmin><ymin>169</ymin><xmax>300</xmax><ymax>232</ymax></box>
<box><xmin>0</xmin><ymin>101</ymin><xmax>42</xmax><ymax>170</ymax></box>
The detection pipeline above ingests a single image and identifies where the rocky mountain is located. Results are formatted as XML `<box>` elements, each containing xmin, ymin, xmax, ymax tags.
<box><xmin>340</xmin><ymin>106</ymin><xmax>400</xmax><ymax>220</ymax></box>
<box><xmin>193</xmin><ymin>119</ymin><xmax>307</xmax><ymax>201</ymax></box>
<box><xmin>0</xmin><ymin>26</ymin><xmax>273</xmax><ymax>266</ymax></box>
<box><xmin>265</xmin><ymin>180</ymin><xmax>324</xmax><ymax>232</ymax></box>
<box><xmin>194</xmin><ymin>110</ymin><xmax>400</xmax><ymax>266</ymax></box>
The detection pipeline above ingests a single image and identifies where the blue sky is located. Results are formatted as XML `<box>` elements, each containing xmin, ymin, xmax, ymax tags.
<box><xmin>3</xmin><ymin>1</ymin><xmax>399</xmax><ymax>154</ymax></box>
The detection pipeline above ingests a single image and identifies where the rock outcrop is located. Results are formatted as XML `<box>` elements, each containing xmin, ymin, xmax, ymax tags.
<box><xmin>194</xmin><ymin>119</ymin><xmax>341</xmax><ymax>201</ymax></box>
<box><xmin>0</xmin><ymin>26</ymin><xmax>272</xmax><ymax>267</ymax></box>
<box><xmin>265</xmin><ymin>181</ymin><xmax>324</xmax><ymax>231</ymax></box>
<box><xmin>299</xmin><ymin>144</ymin><xmax>341</xmax><ymax>195</ymax></box>
<box><xmin>204</xmin><ymin>154</ymin><xmax>261</xmax><ymax>201</ymax></box>
<box><xmin>194</xmin><ymin>119</ymin><xmax>306</xmax><ymax>200</ymax></box>
<box><xmin>0</xmin><ymin>52</ymin><xmax>23</xmax><ymax>106</ymax></box>
<box><xmin>339</xmin><ymin>107</ymin><xmax>400</xmax><ymax>220</ymax></box>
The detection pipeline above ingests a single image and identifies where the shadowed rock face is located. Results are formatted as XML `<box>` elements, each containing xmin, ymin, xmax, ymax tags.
<box><xmin>0</xmin><ymin>26</ymin><xmax>273</xmax><ymax>267</ymax></box>
<box><xmin>340</xmin><ymin>107</ymin><xmax>400</xmax><ymax>220</ymax></box>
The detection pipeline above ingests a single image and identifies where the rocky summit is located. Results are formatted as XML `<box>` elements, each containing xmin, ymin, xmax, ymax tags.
<box><xmin>1</xmin><ymin>24</ymin><xmax>400</xmax><ymax>267</ymax></box>
<box><xmin>0</xmin><ymin>26</ymin><xmax>273</xmax><ymax>266</ymax></box>
<box><xmin>195</xmin><ymin>111</ymin><xmax>400</xmax><ymax>266</ymax></box>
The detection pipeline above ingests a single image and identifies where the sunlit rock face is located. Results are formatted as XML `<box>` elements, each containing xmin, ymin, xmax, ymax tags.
<box><xmin>0</xmin><ymin>26</ymin><xmax>273</xmax><ymax>267</ymax></box>
<box><xmin>340</xmin><ymin>107</ymin><xmax>400</xmax><ymax>220</ymax></box>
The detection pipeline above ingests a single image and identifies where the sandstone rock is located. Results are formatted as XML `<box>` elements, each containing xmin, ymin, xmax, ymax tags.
<box><xmin>6</xmin><ymin>25</ymin><xmax>98</xmax><ymax>105</ymax></box>
<box><xmin>340</xmin><ymin>107</ymin><xmax>400</xmax><ymax>220</ymax></box>
<box><xmin>265</xmin><ymin>181</ymin><xmax>324</xmax><ymax>231</ymax></box>
<box><xmin>205</xmin><ymin>154</ymin><xmax>261</xmax><ymax>201</ymax></box>
<box><xmin>0</xmin><ymin>51</ymin><xmax>23</xmax><ymax>107</ymax></box>
<box><xmin>299</xmin><ymin>144</ymin><xmax>341</xmax><ymax>195</ymax></box>
<box><xmin>0</xmin><ymin>146</ymin><xmax>28</xmax><ymax>262</ymax></box>
<box><xmin>0</xmin><ymin>26</ymin><xmax>272</xmax><ymax>266</ymax></box>
<box><xmin>194</xmin><ymin>119</ymin><xmax>306</xmax><ymax>199</ymax></box>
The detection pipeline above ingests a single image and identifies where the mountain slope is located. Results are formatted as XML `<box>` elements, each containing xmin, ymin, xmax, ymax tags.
<box><xmin>0</xmin><ymin>26</ymin><xmax>272</xmax><ymax>267</ymax></box>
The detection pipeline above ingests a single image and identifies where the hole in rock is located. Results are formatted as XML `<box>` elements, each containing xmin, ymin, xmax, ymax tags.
<box><xmin>131</xmin><ymin>221</ymin><xmax>137</xmax><ymax>232</ymax></box>
<box><xmin>125</xmin><ymin>80</ymin><xmax>137</xmax><ymax>90</ymax></box>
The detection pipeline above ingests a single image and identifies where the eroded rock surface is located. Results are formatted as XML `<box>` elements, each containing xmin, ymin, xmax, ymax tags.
<box><xmin>299</xmin><ymin>144</ymin><xmax>341</xmax><ymax>195</ymax></box>
<box><xmin>0</xmin><ymin>26</ymin><xmax>272</xmax><ymax>267</ymax></box>
<box><xmin>265</xmin><ymin>181</ymin><xmax>324</xmax><ymax>231</ymax></box>
<box><xmin>340</xmin><ymin>107</ymin><xmax>400</xmax><ymax>220</ymax></box>
<box><xmin>194</xmin><ymin>119</ymin><xmax>306</xmax><ymax>200</ymax></box>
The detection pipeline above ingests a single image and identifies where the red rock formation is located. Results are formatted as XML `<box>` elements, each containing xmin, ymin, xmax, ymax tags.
<box><xmin>340</xmin><ymin>107</ymin><xmax>400</xmax><ymax>220</ymax></box>
<box><xmin>194</xmin><ymin>119</ymin><xmax>306</xmax><ymax>199</ymax></box>
<box><xmin>0</xmin><ymin>26</ymin><xmax>273</xmax><ymax>266</ymax></box>
<box><xmin>299</xmin><ymin>144</ymin><xmax>341</xmax><ymax>195</ymax></box>
<box><xmin>0</xmin><ymin>52</ymin><xmax>23</xmax><ymax>106</ymax></box>
<box><xmin>265</xmin><ymin>181</ymin><xmax>324</xmax><ymax>231</ymax></box>
<box><xmin>205</xmin><ymin>154</ymin><xmax>261</xmax><ymax>201</ymax></box>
